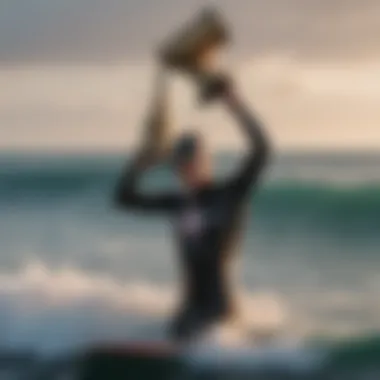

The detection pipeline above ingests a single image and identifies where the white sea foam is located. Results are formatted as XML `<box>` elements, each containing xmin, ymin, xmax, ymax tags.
<box><xmin>0</xmin><ymin>261</ymin><xmax>288</xmax><ymax>354</ymax></box>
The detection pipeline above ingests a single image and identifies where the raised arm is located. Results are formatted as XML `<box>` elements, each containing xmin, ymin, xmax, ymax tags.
<box><xmin>218</xmin><ymin>87</ymin><xmax>271</xmax><ymax>195</ymax></box>
<box><xmin>114</xmin><ymin>66</ymin><xmax>182</xmax><ymax>214</ymax></box>
<box><xmin>114</xmin><ymin>152</ymin><xmax>182</xmax><ymax>214</ymax></box>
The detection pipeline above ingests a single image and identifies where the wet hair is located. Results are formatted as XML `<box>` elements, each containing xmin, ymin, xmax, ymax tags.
<box><xmin>171</xmin><ymin>131</ymin><xmax>203</xmax><ymax>167</ymax></box>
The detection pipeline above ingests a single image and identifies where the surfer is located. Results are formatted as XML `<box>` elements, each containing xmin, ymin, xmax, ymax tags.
<box><xmin>115</xmin><ymin>67</ymin><xmax>270</xmax><ymax>344</ymax></box>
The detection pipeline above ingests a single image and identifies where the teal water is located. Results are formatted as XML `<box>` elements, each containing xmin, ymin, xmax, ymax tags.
<box><xmin>0</xmin><ymin>152</ymin><xmax>379</xmax><ymax>378</ymax></box>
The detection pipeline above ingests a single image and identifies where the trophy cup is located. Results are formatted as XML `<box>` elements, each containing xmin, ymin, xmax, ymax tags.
<box><xmin>159</xmin><ymin>7</ymin><xmax>231</xmax><ymax>103</ymax></box>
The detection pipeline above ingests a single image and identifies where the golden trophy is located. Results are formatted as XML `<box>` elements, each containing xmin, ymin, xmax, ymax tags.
<box><xmin>159</xmin><ymin>7</ymin><xmax>231</xmax><ymax>103</ymax></box>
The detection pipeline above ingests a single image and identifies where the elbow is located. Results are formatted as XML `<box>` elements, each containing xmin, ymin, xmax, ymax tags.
<box><xmin>114</xmin><ymin>187</ymin><xmax>134</xmax><ymax>208</ymax></box>
<box><xmin>261</xmin><ymin>137</ymin><xmax>271</xmax><ymax>163</ymax></box>
<box><xmin>114</xmin><ymin>191</ymin><xmax>125</xmax><ymax>208</ymax></box>
<box><xmin>252</xmin><ymin>134</ymin><xmax>271</xmax><ymax>166</ymax></box>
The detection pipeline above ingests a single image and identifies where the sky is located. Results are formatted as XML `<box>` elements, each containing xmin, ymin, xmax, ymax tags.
<box><xmin>1</xmin><ymin>0</ymin><xmax>380</xmax><ymax>152</ymax></box>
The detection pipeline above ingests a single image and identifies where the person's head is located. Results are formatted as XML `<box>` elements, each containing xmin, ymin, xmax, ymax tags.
<box><xmin>171</xmin><ymin>131</ymin><xmax>212</xmax><ymax>190</ymax></box>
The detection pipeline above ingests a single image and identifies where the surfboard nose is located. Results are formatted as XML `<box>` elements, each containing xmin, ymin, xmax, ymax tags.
<box><xmin>79</xmin><ymin>342</ymin><xmax>183</xmax><ymax>380</ymax></box>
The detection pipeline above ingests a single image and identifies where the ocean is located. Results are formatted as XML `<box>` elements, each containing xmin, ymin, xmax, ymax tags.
<box><xmin>0</xmin><ymin>151</ymin><xmax>379</xmax><ymax>379</ymax></box>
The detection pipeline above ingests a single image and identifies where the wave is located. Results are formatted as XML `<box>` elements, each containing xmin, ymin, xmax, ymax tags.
<box><xmin>0</xmin><ymin>263</ymin><xmax>379</xmax><ymax>378</ymax></box>
<box><xmin>1</xmin><ymin>155</ymin><xmax>380</xmax><ymax>240</ymax></box>
<box><xmin>1</xmin><ymin>167</ymin><xmax>379</xmax><ymax>231</ymax></box>
<box><xmin>184</xmin><ymin>336</ymin><xmax>380</xmax><ymax>378</ymax></box>
<box><xmin>0</xmin><ymin>161</ymin><xmax>118</xmax><ymax>199</ymax></box>
<box><xmin>0</xmin><ymin>262</ymin><xmax>286</xmax><ymax>355</ymax></box>
<box><xmin>2</xmin><ymin>333</ymin><xmax>380</xmax><ymax>379</ymax></box>
<box><xmin>1</xmin><ymin>162</ymin><xmax>380</xmax><ymax>202</ymax></box>
<box><xmin>254</xmin><ymin>182</ymin><xmax>380</xmax><ymax>235</ymax></box>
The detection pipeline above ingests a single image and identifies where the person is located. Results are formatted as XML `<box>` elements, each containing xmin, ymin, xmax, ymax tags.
<box><xmin>114</xmin><ymin>67</ymin><xmax>270</xmax><ymax>344</ymax></box>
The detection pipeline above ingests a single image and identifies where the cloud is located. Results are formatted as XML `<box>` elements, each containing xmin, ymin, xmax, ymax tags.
<box><xmin>1</xmin><ymin>0</ymin><xmax>380</xmax><ymax>63</ymax></box>
<box><xmin>1</xmin><ymin>59</ymin><xmax>380</xmax><ymax>152</ymax></box>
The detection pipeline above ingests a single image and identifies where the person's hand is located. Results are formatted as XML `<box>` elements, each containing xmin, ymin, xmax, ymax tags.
<box><xmin>200</xmin><ymin>72</ymin><xmax>234</xmax><ymax>103</ymax></box>
<box><xmin>219</xmin><ymin>73</ymin><xmax>234</xmax><ymax>98</ymax></box>
<box><xmin>217</xmin><ymin>74</ymin><xmax>238</xmax><ymax>104</ymax></box>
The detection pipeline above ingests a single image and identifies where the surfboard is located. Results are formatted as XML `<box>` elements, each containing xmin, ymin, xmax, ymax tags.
<box><xmin>79</xmin><ymin>338</ymin><xmax>316</xmax><ymax>379</ymax></box>
<box><xmin>18</xmin><ymin>335</ymin><xmax>380</xmax><ymax>379</ymax></box>
<box><xmin>79</xmin><ymin>341</ymin><xmax>183</xmax><ymax>380</ymax></box>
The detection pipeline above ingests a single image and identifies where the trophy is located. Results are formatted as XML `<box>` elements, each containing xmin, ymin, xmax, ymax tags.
<box><xmin>159</xmin><ymin>7</ymin><xmax>231</xmax><ymax>103</ymax></box>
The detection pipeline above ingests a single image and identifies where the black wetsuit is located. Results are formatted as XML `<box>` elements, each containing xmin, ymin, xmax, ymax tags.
<box><xmin>115</xmin><ymin>95</ymin><xmax>270</xmax><ymax>342</ymax></box>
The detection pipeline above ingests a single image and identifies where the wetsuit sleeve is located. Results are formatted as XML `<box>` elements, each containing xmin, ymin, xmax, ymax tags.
<box><xmin>114</xmin><ymin>155</ymin><xmax>182</xmax><ymax>213</ymax></box>
<box><xmin>218</xmin><ymin>92</ymin><xmax>271</xmax><ymax>196</ymax></box>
